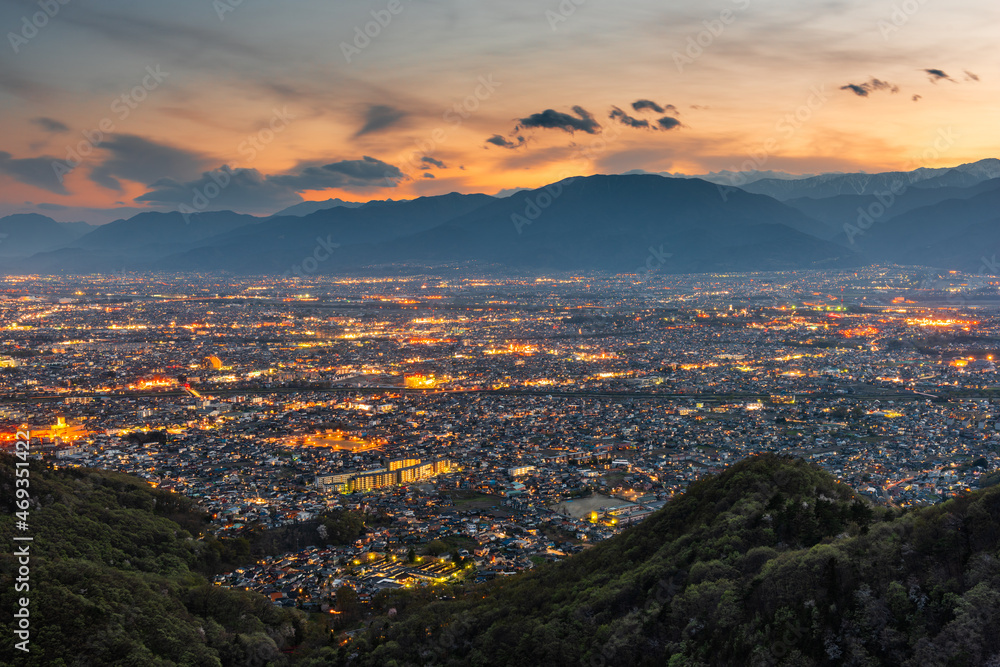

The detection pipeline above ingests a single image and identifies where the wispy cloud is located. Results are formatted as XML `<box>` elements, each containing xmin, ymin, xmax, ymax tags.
<box><xmin>923</xmin><ymin>68</ymin><xmax>955</xmax><ymax>83</ymax></box>
<box><xmin>31</xmin><ymin>117</ymin><xmax>69</xmax><ymax>133</ymax></box>
<box><xmin>485</xmin><ymin>134</ymin><xmax>525</xmax><ymax>149</ymax></box>
<box><xmin>354</xmin><ymin>104</ymin><xmax>408</xmax><ymax>138</ymax></box>
<box><xmin>137</xmin><ymin>156</ymin><xmax>406</xmax><ymax>214</ymax></box>
<box><xmin>0</xmin><ymin>151</ymin><xmax>69</xmax><ymax>194</ymax></box>
<box><xmin>89</xmin><ymin>135</ymin><xmax>208</xmax><ymax>191</ymax></box>
<box><xmin>840</xmin><ymin>78</ymin><xmax>900</xmax><ymax>97</ymax></box>
<box><xmin>609</xmin><ymin>107</ymin><xmax>650</xmax><ymax>129</ymax></box>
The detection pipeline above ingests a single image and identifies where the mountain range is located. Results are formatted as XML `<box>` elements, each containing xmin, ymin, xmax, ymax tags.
<box><xmin>2</xmin><ymin>159</ymin><xmax>999</xmax><ymax>275</ymax></box>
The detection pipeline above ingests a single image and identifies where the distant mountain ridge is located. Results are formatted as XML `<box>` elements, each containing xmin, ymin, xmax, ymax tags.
<box><xmin>0</xmin><ymin>214</ymin><xmax>94</xmax><ymax>257</ymax></box>
<box><xmin>785</xmin><ymin>177</ymin><xmax>1000</xmax><ymax>233</ymax></box>
<box><xmin>737</xmin><ymin>158</ymin><xmax>1000</xmax><ymax>201</ymax></box>
<box><xmin>2</xmin><ymin>159</ymin><xmax>1000</xmax><ymax>275</ymax></box>
<box><xmin>270</xmin><ymin>198</ymin><xmax>366</xmax><ymax>217</ymax></box>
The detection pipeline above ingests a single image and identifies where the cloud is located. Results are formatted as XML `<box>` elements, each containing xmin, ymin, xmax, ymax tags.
<box><xmin>485</xmin><ymin>134</ymin><xmax>524</xmax><ymax>149</ymax></box>
<box><xmin>964</xmin><ymin>70</ymin><xmax>980</xmax><ymax>82</ymax></box>
<box><xmin>323</xmin><ymin>155</ymin><xmax>403</xmax><ymax>182</ymax></box>
<box><xmin>354</xmin><ymin>104</ymin><xmax>407</xmax><ymax>138</ymax></box>
<box><xmin>912</xmin><ymin>94</ymin><xmax>922</xmax><ymax>102</ymax></box>
<box><xmin>609</xmin><ymin>107</ymin><xmax>650</xmax><ymax>129</ymax></box>
<box><xmin>137</xmin><ymin>156</ymin><xmax>406</xmax><ymax>214</ymax></box>
<box><xmin>62</xmin><ymin>6</ymin><xmax>270</xmax><ymax>65</ymax></box>
<box><xmin>0</xmin><ymin>151</ymin><xmax>69</xmax><ymax>194</ymax></box>
<box><xmin>631</xmin><ymin>100</ymin><xmax>677</xmax><ymax>115</ymax></box>
<box><xmin>632</xmin><ymin>99</ymin><xmax>664</xmax><ymax>114</ymax></box>
<box><xmin>423</xmin><ymin>172</ymin><xmax>435</xmax><ymax>179</ymax></box>
<box><xmin>515</xmin><ymin>106</ymin><xmax>600</xmax><ymax>134</ymax></box>
<box><xmin>657</xmin><ymin>116</ymin><xmax>682</xmax><ymax>130</ymax></box>
<box><xmin>0</xmin><ymin>69</ymin><xmax>48</xmax><ymax>101</ymax></box>
<box><xmin>31</xmin><ymin>117</ymin><xmax>69</xmax><ymax>133</ymax></box>
<box><xmin>923</xmin><ymin>69</ymin><xmax>955</xmax><ymax>83</ymax></box>
<box><xmin>268</xmin><ymin>156</ymin><xmax>404</xmax><ymax>191</ymax></box>
<box><xmin>839</xmin><ymin>78</ymin><xmax>900</xmax><ymax>97</ymax></box>
<box><xmin>421</xmin><ymin>156</ymin><xmax>446</xmax><ymax>168</ymax></box>
<box><xmin>136</xmin><ymin>167</ymin><xmax>302</xmax><ymax>213</ymax></box>
<box><xmin>88</xmin><ymin>135</ymin><xmax>207</xmax><ymax>191</ymax></box>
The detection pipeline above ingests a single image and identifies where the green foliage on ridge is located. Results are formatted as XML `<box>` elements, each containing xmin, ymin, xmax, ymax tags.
<box><xmin>334</xmin><ymin>454</ymin><xmax>1000</xmax><ymax>666</ymax></box>
<box><xmin>0</xmin><ymin>455</ymin><xmax>328</xmax><ymax>666</ymax></box>
<box><xmin>6</xmin><ymin>452</ymin><xmax>1000</xmax><ymax>666</ymax></box>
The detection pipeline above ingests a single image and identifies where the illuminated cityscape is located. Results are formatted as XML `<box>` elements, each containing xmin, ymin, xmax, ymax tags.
<box><xmin>3</xmin><ymin>267</ymin><xmax>1000</xmax><ymax>610</ymax></box>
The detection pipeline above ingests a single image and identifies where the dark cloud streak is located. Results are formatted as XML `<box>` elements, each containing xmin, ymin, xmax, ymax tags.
<box><xmin>0</xmin><ymin>151</ymin><xmax>69</xmax><ymax>194</ymax></box>
<box><xmin>32</xmin><ymin>118</ymin><xmax>69</xmax><ymax>133</ymax></box>
<box><xmin>88</xmin><ymin>135</ymin><xmax>208</xmax><ymax>191</ymax></box>
<box><xmin>632</xmin><ymin>100</ymin><xmax>676</xmax><ymax>115</ymax></box>
<box><xmin>632</xmin><ymin>99</ymin><xmax>664</xmax><ymax>114</ymax></box>
<box><xmin>515</xmin><ymin>106</ymin><xmax>600</xmax><ymax>134</ymax></box>
<box><xmin>137</xmin><ymin>156</ymin><xmax>406</xmax><ymax>214</ymax></box>
<box><xmin>354</xmin><ymin>104</ymin><xmax>408</xmax><ymax>138</ymax></box>
<box><xmin>840</xmin><ymin>78</ymin><xmax>900</xmax><ymax>97</ymax></box>
<box><xmin>610</xmin><ymin>107</ymin><xmax>650</xmax><ymax>129</ymax></box>
<box><xmin>486</xmin><ymin>135</ymin><xmax>524</xmax><ymax>149</ymax></box>
<box><xmin>924</xmin><ymin>69</ymin><xmax>955</xmax><ymax>83</ymax></box>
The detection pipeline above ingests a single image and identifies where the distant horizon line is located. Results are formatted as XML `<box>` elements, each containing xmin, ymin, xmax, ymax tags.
<box><xmin>4</xmin><ymin>156</ymin><xmax>998</xmax><ymax>226</ymax></box>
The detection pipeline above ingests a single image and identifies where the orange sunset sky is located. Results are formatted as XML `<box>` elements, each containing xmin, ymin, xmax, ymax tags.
<box><xmin>1</xmin><ymin>0</ymin><xmax>998</xmax><ymax>223</ymax></box>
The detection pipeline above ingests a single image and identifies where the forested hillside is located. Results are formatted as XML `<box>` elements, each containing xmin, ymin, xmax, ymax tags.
<box><xmin>332</xmin><ymin>455</ymin><xmax>1000</xmax><ymax>666</ymax></box>
<box><xmin>6</xmin><ymin>454</ymin><xmax>1000</xmax><ymax>666</ymax></box>
<box><xmin>0</xmin><ymin>455</ymin><xmax>329</xmax><ymax>666</ymax></box>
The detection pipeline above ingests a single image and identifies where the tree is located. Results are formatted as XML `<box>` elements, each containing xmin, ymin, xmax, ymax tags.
<box><xmin>335</xmin><ymin>585</ymin><xmax>360</xmax><ymax>627</ymax></box>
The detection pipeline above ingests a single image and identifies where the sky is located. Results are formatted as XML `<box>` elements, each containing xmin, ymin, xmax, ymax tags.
<box><xmin>0</xmin><ymin>0</ymin><xmax>997</xmax><ymax>223</ymax></box>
